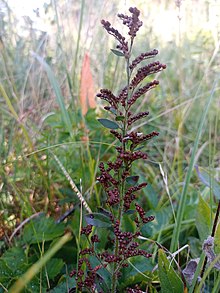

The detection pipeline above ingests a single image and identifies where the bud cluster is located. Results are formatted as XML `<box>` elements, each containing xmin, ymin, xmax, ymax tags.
<box><xmin>117</xmin><ymin>7</ymin><xmax>143</xmax><ymax>39</ymax></box>
<box><xmin>101</xmin><ymin>19</ymin><xmax>129</xmax><ymax>57</ymax></box>
<box><xmin>129</xmin><ymin>49</ymin><xmax>158</xmax><ymax>70</ymax></box>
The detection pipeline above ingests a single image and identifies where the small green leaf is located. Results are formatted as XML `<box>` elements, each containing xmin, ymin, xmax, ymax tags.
<box><xmin>51</xmin><ymin>280</ymin><xmax>76</xmax><ymax>293</ymax></box>
<box><xmin>108</xmin><ymin>107</ymin><xmax>117</xmax><ymax>115</ymax></box>
<box><xmin>126</xmin><ymin>176</ymin><xmax>139</xmax><ymax>186</ymax></box>
<box><xmin>111</xmin><ymin>49</ymin><xmax>124</xmax><ymax>57</ymax></box>
<box><xmin>158</xmin><ymin>249</ymin><xmax>184</xmax><ymax>293</ymax></box>
<box><xmin>134</xmin><ymin>146</ymin><xmax>145</xmax><ymax>151</ymax></box>
<box><xmin>46</xmin><ymin>258</ymin><xmax>64</xmax><ymax>280</ymax></box>
<box><xmin>143</xmin><ymin>183</ymin><xmax>159</xmax><ymax>210</ymax></box>
<box><xmin>115</xmin><ymin>115</ymin><xmax>125</xmax><ymax>121</ymax></box>
<box><xmin>124</xmin><ymin>209</ymin><xmax>136</xmax><ymax>215</ymax></box>
<box><xmin>214</xmin><ymin>223</ymin><xmax>220</xmax><ymax>254</ymax></box>
<box><xmin>195</xmin><ymin>165</ymin><xmax>220</xmax><ymax>199</ymax></box>
<box><xmin>97</xmin><ymin>207</ymin><xmax>112</xmax><ymax>217</ymax></box>
<box><xmin>85</xmin><ymin>213</ymin><xmax>112</xmax><ymax>228</ymax></box>
<box><xmin>23</xmin><ymin>216</ymin><xmax>65</xmax><ymax>244</ymax></box>
<box><xmin>196</xmin><ymin>194</ymin><xmax>212</xmax><ymax>241</ymax></box>
<box><xmin>97</xmin><ymin>118</ymin><xmax>119</xmax><ymax>129</ymax></box>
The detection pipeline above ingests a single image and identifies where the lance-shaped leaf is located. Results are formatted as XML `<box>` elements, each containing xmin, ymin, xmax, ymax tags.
<box><xmin>158</xmin><ymin>249</ymin><xmax>184</xmax><ymax>293</ymax></box>
<box><xmin>98</xmin><ymin>118</ymin><xmax>119</xmax><ymax>129</ymax></box>
<box><xmin>115</xmin><ymin>115</ymin><xmax>125</xmax><ymax>121</ymax></box>
<box><xmin>85</xmin><ymin>213</ymin><xmax>112</xmax><ymax>228</ymax></box>
<box><xmin>195</xmin><ymin>165</ymin><xmax>220</xmax><ymax>199</ymax></box>
<box><xmin>214</xmin><ymin>223</ymin><xmax>220</xmax><ymax>254</ymax></box>
<box><xmin>196</xmin><ymin>194</ymin><xmax>212</xmax><ymax>241</ymax></box>
<box><xmin>111</xmin><ymin>49</ymin><xmax>125</xmax><ymax>57</ymax></box>
<box><xmin>126</xmin><ymin>176</ymin><xmax>139</xmax><ymax>186</ymax></box>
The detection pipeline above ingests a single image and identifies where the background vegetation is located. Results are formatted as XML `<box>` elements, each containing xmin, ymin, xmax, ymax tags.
<box><xmin>0</xmin><ymin>0</ymin><xmax>220</xmax><ymax>292</ymax></box>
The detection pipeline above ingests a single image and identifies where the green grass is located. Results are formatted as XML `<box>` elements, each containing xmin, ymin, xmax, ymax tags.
<box><xmin>0</xmin><ymin>0</ymin><xmax>220</xmax><ymax>292</ymax></box>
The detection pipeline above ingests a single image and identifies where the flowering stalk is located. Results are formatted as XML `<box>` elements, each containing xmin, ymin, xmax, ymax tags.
<box><xmin>70</xmin><ymin>7</ymin><xmax>166</xmax><ymax>293</ymax></box>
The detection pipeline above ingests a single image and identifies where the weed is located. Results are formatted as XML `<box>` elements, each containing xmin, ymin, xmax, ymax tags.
<box><xmin>70</xmin><ymin>7</ymin><xmax>166</xmax><ymax>292</ymax></box>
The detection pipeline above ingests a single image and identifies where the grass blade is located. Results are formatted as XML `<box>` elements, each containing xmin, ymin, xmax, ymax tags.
<box><xmin>32</xmin><ymin>52</ymin><xmax>73</xmax><ymax>138</ymax></box>
<box><xmin>170</xmin><ymin>81</ymin><xmax>218</xmax><ymax>252</ymax></box>
<box><xmin>8</xmin><ymin>232</ymin><xmax>72</xmax><ymax>293</ymax></box>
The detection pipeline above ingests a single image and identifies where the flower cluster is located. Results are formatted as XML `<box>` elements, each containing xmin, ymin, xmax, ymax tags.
<box><xmin>129</xmin><ymin>49</ymin><xmax>158</xmax><ymax>70</ymax></box>
<box><xmin>80</xmin><ymin>224</ymin><xmax>93</xmax><ymax>235</ymax></box>
<box><xmin>135</xmin><ymin>203</ymin><xmax>155</xmax><ymax>224</ymax></box>
<box><xmin>113</xmin><ymin>220</ymin><xmax>152</xmax><ymax>260</ymax></box>
<box><xmin>129</xmin><ymin>62</ymin><xmax>166</xmax><ymax>89</ymax></box>
<box><xmin>101</xmin><ymin>7</ymin><xmax>143</xmax><ymax>58</ymax></box>
<box><xmin>117</xmin><ymin>7</ymin><xmax>143</xmax><ymax>39</ymax></box>
<box><xmin>128</xmin><ymin>80</ymin><xmax>160</xmax><ymax>106</ymax></box>
<box><xmin>71</xmin><ymin>7</ymin><xmax>166</xmax><ymax>292</ymax></box>
<box><xmin>101</xmin><ymin>19</ymin><xmax>129</xmax><ymax>57</ymax></box>
<box><xmin>70</xmin><ymin>257</ymin><xmax>106</xmax><ymax>291</ymax></box>
<box><xmin>123</xmin><ymin>183</ymin><xmax>147</xmax><ymax>211</ymax></box>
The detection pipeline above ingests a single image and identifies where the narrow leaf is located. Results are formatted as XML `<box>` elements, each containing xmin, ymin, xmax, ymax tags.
<box><xmin>158</xmin><ymin>249</ymin><xmax>184</xmax><ymax>293</ymax></box>
<box><xmin>126</xmin><ymin>176</ymin><xmax>139</xmax><ymax>186</ymax></box>
<box><xmin>195</xmin><ymin>165</ymin><xmax>220</xmax><ymax>199</ymax></box>
<box><xmin>170</xmin><ymin>81</ymin><xmax>216</xmax><ymax>252</ymax></box>
<box><xmin>109</xmin><ymin>107</ymin><xmax>117</xmax><ymax>115</ymax></box>
<box><xmin>111</xmin><ymin>49</ymin><xmax>124</xmax><ymax>57</ymax></box>
<box><xmin>8</xmin><ymin>233</ymin><xmax>72</xmax><ymax>293</ymax></box>
<box><xmin>32</xmin><ymin>53</ymin><xmax>73</xmax><ymax>137</ymax></box>
<box><xmin>214</xmin><ymin>223</ymin><xmax>220</xmax><ymax>254</ymax></box>
<box><xmin>124</xmin><ymin>209</ymin><xmax>136</xmax><ymax>215</ymax></box>
<box><xmin>97</xmin><ymin>207</ymin><xmax>112</xmax><ymax>217</ymax></box>
<box><xmin>98</xmin><ymin>118</ymin><xmax>119</xmax><ymax>129</ymax></box>
<box><xmin>115</xmin><ymin>115</ymin><xmax>125</xmax><ymax>121</ymax></box>
<box><xmin>85</xmin><ymin>213</ymin><xmax>112</xmax><ymax>228</ymax></box>
<box><xmin>195</xmin><ymin>195</ymin><xmax>212</xmax><ymax>241</ymax></box>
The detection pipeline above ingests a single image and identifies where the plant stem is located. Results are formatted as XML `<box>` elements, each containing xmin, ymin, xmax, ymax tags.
<box><xmin>111</xmin><ymin>55</ymin><xmax>131</xmax><ymax>293</ymax></box>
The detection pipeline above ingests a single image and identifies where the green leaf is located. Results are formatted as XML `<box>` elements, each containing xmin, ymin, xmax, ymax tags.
<box><xmin>89</xmin><ymin>256</ymin><xmax>112</xmax><ymax>291</ymax></box>
<box><xmin>119</xmin><ymin>256</ymin><xmax>154</xmax><ymax>289</ymax></box>
<box><xmin>9</xmin><ymin>233</ymin><xmax>72</xmax><ymax>293</ymax></box>
<box><xmin>0</xmin><ymin>259</ymin><xmax>13</xmax><ymax>284</ymax></box>
<box><xmin>97</xmin><ymin>118</ymin><xmax>119</xmax><ymax>129</ymax></box>
<box><xmin>195</xmin><ymin>165</ymin><xmax>220</xmax><ymax>199</ymax></box>
<box><xmin>110</xmin><ymin>49</ymin><xmax>124</xmax><ymax>57</ymax></box>
<box><xmin>97</xmin><ymin>207</ymin><xmax>112</xmax><ymax>217</ymax></box>
<box><xmin>195</xmin><ymin>194</ymin><xmax>212</xmax><ymax>241</ymax></box>
<box><xmin>158</xmin><ymin>249</ymin><xmax>184</xmax><ymax>293</ymax></box>
<box><xmin>33</xmin><ymin>53</ymin><xmax>73</xmax><ymax>137</ymax></box>
<box><xmin>46</xmin><ymin>258</ymin><xmax>64</xmax><ymax>280</ymax></box>
<box><xmin>23</xmin><ymin>216</ymin><xmax>65</xmax><ymax>244</ymax></box>
<box><xmin>50</xmin><ymin>278</ymin><xmax>76</xmax><ymax>293</ymax></box>
<box><xmin>214</xmin><ymin>223</ymin><xmax>220</xmax><ymax>254</ymax></box>
<box><xmin>108</xmin><ymin>107</ymin><xmax>117</xmax><ymax>115</ymax></box>
<box><xmin>134</xmin><ymin>145</ymin><xmax>145</xmax><ymax>151</ymax></box>
<box><xmin>142</xmin><ymin>206</ymin><xmax>172</xmax><ymax>237</ymax></box>
<box><xmin>170</xmin><ymin>82</ymin><xmax>216</xmax><ymax>252</ymax></box>
<box><xmin>143</xmin><ymin>183</ymin><xmax>159</xmax><ymax>209</ymax></box>
<box><xmin>124</xmin><ymin>209</ymin><xmax>136</xmax><ymax>215</ymax></box>
<box><xmin>126</xmin><ymin>176</ymin><xmax>139</xmax><ymax>186</ymax></box>
<box><xmin>0</xmin><ymin>247</ymin><xmax>29</xmax><ymax>287</ymax></box>
<box><xmin>85</xmin><ymin>213</ymin><xmax>112</xmax><ymax>228</ymax></box>
<box><xmin>115</xmin><ymin>115</ymin><xmax>125</xmax><ymax>121</ymax></box>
